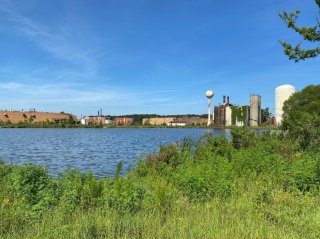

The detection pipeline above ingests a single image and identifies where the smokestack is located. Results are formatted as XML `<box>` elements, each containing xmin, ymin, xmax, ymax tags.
<box><xmin>227</xmin><ymin>96</ymin><xmax>230</xmax><ymax>105</ymax></box>
<box><xmin>223</xmin><ymin>95</ymin><xmax>226</xmax><ymax>104</ymax></box>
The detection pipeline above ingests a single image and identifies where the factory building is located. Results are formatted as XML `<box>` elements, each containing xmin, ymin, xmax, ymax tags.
<box><xmin>214</xmin><ymin>96</ymin><xmax>232</xmax><ymax>126</ymax></box>
<box><xmin>214</xmin><ymin>95</ymin><xmax>251</xmax><ymax>127</ymax></box>
<box><xmin>143</xmin><ymin>117</ymin><xmax>207</xmax><ymax>126</ymax></box>
<box><xmin>114</xmin><ymin>117</ymin><xmax>134</xmax><ymax>126</ymax></box>
<box><xmin>142</xmin><ymin>117</ymin><xmax>175</xmax><ymax>125</ymax></box>
<box><xmin>169</xmin><ymin>117</ymin><xmax>207</xmax><ymax>126</ymax></box>
<box><xmin>249</xmin><ymin>94</ymin><xmax>261</xmax><ymax>127</ymax></box>
<box><xmin>275</xmin><ymin>84</ymin><xmax>296</xmax><ymax>125</ymax></box>
<box><xmin>81</xmin><ymin>116</ymin><xmax>111</xmax><ymax>125</ymax></box>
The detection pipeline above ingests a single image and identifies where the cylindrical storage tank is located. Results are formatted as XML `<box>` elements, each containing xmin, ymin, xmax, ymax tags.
<box><xmin>275</xmin><ymin>84</ymin><xmax>296</xmax><ymax>125</ymax></box>
<box><xmin>250</xmin><ymin>95</ymin><xmax>261</xmax><ymax>127</ymax></box>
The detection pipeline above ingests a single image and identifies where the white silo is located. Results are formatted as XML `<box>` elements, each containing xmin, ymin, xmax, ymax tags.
<box><xmin>275</xmin><ymin>84</ymin><xmax>296</xmax><ymax>125</ymax></box>
<box><xmin>250</xmin><ymin>94</ymin><xmax>261</xmax><ymax>127</ymax></box>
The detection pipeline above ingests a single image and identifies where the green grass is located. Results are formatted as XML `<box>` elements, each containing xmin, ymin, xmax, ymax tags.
<box><xmin>0</xmin><ymin>128</ymin><xmax>319</xmax><ymax>238</ymax></box>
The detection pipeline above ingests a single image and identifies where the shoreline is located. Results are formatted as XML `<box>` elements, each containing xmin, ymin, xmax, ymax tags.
<box><xmin>0</xmin><ymin>123</ymin><xmax>276</xmax><ymax>130</ymax></box>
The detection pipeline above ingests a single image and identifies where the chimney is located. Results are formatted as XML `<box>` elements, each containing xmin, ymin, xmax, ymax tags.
<box><xmin>223</xmin><ymin>95</ymin><xmax>226</xmax><ymax>104</ymax></box>
<box><xmin>227</xmin><ymin>96</ymin><xmax>230</xmax><ymax>105</ymax></box>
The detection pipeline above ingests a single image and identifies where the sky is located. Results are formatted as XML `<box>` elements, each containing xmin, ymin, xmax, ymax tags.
<box><xmin>0</xmin><ymin>0</ymin><xmax>319</xmax><ymax>116</ymax></box>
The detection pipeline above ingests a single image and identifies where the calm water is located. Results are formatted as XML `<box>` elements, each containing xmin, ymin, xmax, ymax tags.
<box><xmin>0</xmin><ymin>128</ymin><xmax>229</xmax><ymax>177</ymax></box>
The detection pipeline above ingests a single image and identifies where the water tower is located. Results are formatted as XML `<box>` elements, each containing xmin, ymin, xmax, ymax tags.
<box><xmin>205</xmin><ymin>90</ymin><xmax>214</xmax><ymax>126</ymax></box>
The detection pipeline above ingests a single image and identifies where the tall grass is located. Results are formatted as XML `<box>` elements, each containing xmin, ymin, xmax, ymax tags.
<box><xmin>1</xmin><ymin>128</ymin><xmax>319</xmax><ymax>238</ymax></box>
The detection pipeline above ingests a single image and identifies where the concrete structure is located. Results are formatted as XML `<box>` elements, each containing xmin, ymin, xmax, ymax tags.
<box><xmin>214</xmin><ymin>96</ymin><xmax>250</xmax><ymax>127</ymax></box>
<box><xmin>143</xmin><ymin>117</ymin><xmax>207</xmax><ymax>126</ymax></box>
<box><xmin>214</xmin><ymin>95</ymin><xmax>232</xmax><ymax>126</ymax></box>
<box><xmin>214</xmin><ymin>105</ymin><xmax>233</xmax><ymax>126</ymax></box>
<box><xmin>114</xmin><ymin>117</ymin><xmax>134</xmax><ymax>125</ymax></box>
<box><xmin>225</xmin><ymin>106</ymin><xmax>232</xmax><ymax>126</ymax></box>
<box><xmin>249</xmin><ymin>95</ymin><xmax>261</xmax><ymax>127</ymax></box>
<box><xmin>142</xmin><ymin>117</ymin><xmax>175</xmax><ymax>126</ymax></box>
<box><xmin>214</xmin><ymin>105</ymin><xmax>226</xmax><ymax>126</ymax></box>
<box><xmin>0</xmin><ymin>110</ymin><xmax>76</xmax><ymax>124</ymax></box>
<box><xmin>275</xmin><ymin>84</ymin><xmax>296</xmax><ymax>125</ymax></box>
<box><xmin>81</xmin><ymin>116</ymin><xmax>111</xmax><ymax>125</ymax></box>
<box><xmin>205</xmin><ymin>90</ymin><xmax>214</xmax><ymax>126</ymax></box>
<box><xmin>168</xmin><ymin>120</ymin><xmax>189</xmax><ymax>127</ymax></box>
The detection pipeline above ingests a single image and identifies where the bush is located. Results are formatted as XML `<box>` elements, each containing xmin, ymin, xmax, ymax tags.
<box><xmin>282</xmin><ymin>84</ymin><xmax>320</xmax><ymax>151</ymax></box>
<box><xmin>231</xmin><ymin>127</ymin><xmax>256</xmax><ymax>150</ymax></box>
<box><xmin>2</xmin><ymin>164</ymin><xmax>57</xmax><ymax>216</ymax></box>
<box><xmin>104</xmin><ymin>178</ymin><xmax>145</xmax><ymax>213</ymax></box>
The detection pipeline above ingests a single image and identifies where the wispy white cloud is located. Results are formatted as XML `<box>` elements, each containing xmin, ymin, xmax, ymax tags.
<box><xmin>0</xmin><ymin>82</ymin><xmax>188</xmax><ymax>115</ymax></box>
<box><xmin>0</xmin><ymin>2</ymin><xmax>98</xmax><ymax>74</ymax></box>
<box><xmin>0</xmin><ymin>82</ymin><xmax>119</xmax><ymax>102</ymax></box>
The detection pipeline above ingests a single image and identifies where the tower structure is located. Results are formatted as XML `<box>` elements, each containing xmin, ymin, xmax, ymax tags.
<box><xmin>275</xmin><ymin>84</ymin><xmax>296</xmax><ymax>125</ymax></box>
<box><xmin>250</xmin><ymin>94</ymin><xmax>261</xmax><ymax>126</ymax></box>
<box><xmin>205</xmin><ymin>90</ymin><xmax>214</xmax><ymax>126</ymax></box>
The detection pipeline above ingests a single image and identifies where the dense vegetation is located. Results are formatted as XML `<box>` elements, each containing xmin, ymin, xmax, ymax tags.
<box><xmin>1</xmin><ymin>127</ymin><xmax>319</xmax><ymax>238</ymax></box>
<box><xmin>282</xmin><ymin>85</ymin><xmax>320</xmax><ymax>151</ymax></box>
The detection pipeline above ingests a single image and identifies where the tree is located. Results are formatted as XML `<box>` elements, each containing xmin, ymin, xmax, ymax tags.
<box><xmin>282</xmin><ymin>85</ymin><xmax>320</xmax><ymax>150</ymax></box>
<box><xmin>279</xmin><ymin>0</ymin><xmax>320</xmax><ymax>62</ymax></box>
<box><xmin>261</xmin><ymin>107</ymin><xmax>272</xmax><ymax>124</ymax></box>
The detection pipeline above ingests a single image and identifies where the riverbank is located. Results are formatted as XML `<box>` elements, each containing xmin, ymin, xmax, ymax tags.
<box><xmin>0</xmin><ymin>127</ymin><xmax>319</xmax><ymax>238</ymax></box>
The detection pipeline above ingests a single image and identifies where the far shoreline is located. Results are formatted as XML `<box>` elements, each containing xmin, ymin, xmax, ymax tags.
<box><xmin>0</xmin><ymin>123</ymin><xmax>276</xmax><ymax>130</ymax></box>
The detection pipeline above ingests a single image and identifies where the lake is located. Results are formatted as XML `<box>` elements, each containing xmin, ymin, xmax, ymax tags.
<box><xmin>0</xmin><ymin>128</ymin><xmax>229</xmax><ymax>177</ymax></box>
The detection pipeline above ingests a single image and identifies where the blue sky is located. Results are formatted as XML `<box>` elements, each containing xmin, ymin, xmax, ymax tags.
<box><xmin>0</xmin><ymin>0</ymin><xmax>319</xmax><ymax>116</ymax></box>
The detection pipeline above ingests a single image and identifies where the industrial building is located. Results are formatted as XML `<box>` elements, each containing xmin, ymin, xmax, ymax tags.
<box><xmin>214</xmin><ymin>96</ymin><xmax>233</xmax><ymax>126</ymax></box>
<box><xmin>114</xmin><ymin>117</ymin><xmax>134</xmax><ymax>126</ymax></box>
<box><xmin>142</xmin><ymin>117</ymin><xmax>175</xmax><ymax>125</ymax></box>
<box><xmin>214</xmin><ymin>95</ymin><xmax>260</xmax><ymax>127</ymax></box>
<box><xmin>275</xmin><ymin>84</ymin><xmax>296</xmax><ymax>125</ymax></box>
<box><xmin>81</xmin><ymin>116</ymin><xmax>111</xmax><ymax>125</ymax></box>
<box><xmin>143</xmin><ymin>117</ymin><xmax>207</xmax><ymax>126</ymax></box>
<box><xmin>0</xmin><ymin>110</ymin><xmax>76</xmax><ymax>124</ymax></box>
<box><xmin>214</xmin><ymin>96</ymin><xmax>250</xmax><ymax>127</ymax></box>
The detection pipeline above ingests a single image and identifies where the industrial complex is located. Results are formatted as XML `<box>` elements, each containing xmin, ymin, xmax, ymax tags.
<box><xmin>212</xmin><ymin>94</ymin><xmax>261</xmax><ymax>127</ymax></box>
<box><xmin>0</xmin><ymin>85</ymin><xmax>296</xmax><ymax>127</ymax></box>
<box><xmin>206</xmin><ymin>84</ymin><xmax>296</xmax><ymax>127</ymax></box>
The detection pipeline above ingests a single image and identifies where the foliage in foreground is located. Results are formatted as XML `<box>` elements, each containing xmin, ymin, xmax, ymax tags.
<box><xmin>279</xmin><ymin>0</ymin><xmax>320</xmax><ymax>62</ymax></box>
<box><xmin>0</xmin><ymin>128</ymin><xmax>320</xmax><ymax>238</ymax></box>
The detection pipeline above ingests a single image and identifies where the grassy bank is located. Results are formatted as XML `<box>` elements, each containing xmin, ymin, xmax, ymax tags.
<box><xmin>0</xmin><ymin>128</ymin><xmax>319</xmax><ymax>238</ymax></box>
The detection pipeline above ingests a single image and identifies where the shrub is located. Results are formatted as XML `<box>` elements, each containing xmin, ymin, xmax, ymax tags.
<box><xmin>231</xmin><ymin>127</ymin><xmax>256</xmax><ymax>150</ymax></box>
<box><xmin>104</xmin><ymin>178</ymin><xmax>145</xmax><ymax>213</ymax></box>
<box><xmin>282</xmin><ymin>84</ymin><xmax>320</xmax><ymax>151</ymax></box>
